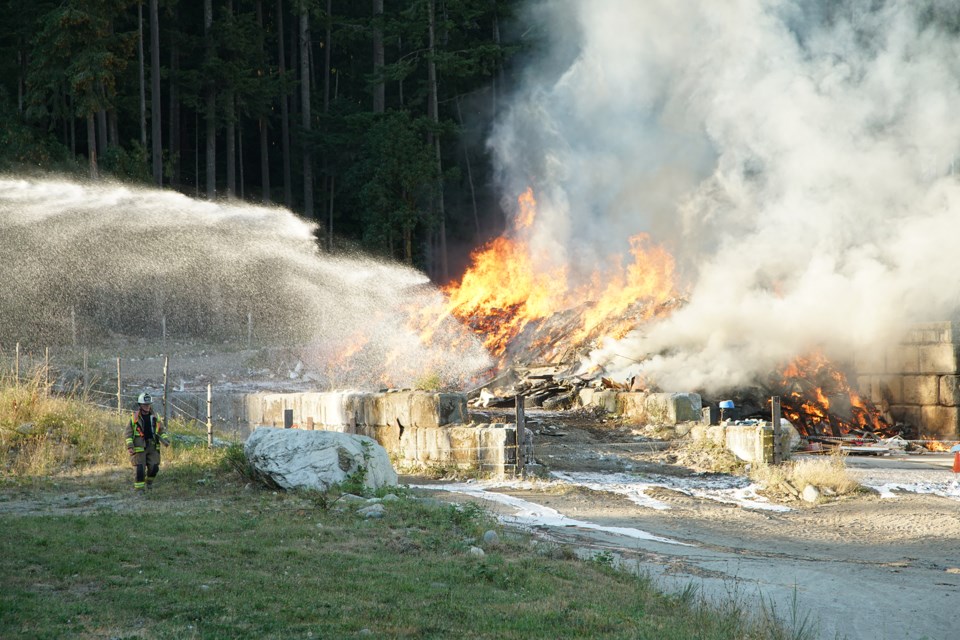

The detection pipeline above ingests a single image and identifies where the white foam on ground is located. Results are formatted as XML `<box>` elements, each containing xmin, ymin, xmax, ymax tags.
<box><xmin>412</xmin><ymin>482</ymin><xmax>690</xmax><ymax>546</ymax></box>
<box><xmin>847</xmin><ymin>466</ymin><xmax>960</xmax><ymax>501</ymax></box>
<box><xmin>550</xmin><ymin>471</ymin><xmax>792</xmax><ymax>513</ymax></box>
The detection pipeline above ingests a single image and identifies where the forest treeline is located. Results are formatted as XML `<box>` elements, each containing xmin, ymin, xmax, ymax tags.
<box><xmin>0</xmin><ymin>0</ymin><xmax>530</xmax><ymax>280</ymax></box>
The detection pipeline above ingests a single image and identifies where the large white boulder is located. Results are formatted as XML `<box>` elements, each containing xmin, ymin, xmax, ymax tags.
<box><xmin>244</xmin><ymin>427</ymin><xmax>398</xmax><ymax>491</ymax></box>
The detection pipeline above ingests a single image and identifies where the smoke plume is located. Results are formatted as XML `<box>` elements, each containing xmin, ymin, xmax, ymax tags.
<box><xmin>491</xmin><ymin>0</ymin><xmax>960</xmax><ymax>392</ymax></box>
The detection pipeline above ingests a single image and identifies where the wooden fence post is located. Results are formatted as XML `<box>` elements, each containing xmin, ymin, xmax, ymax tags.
<box><xmin>82</xmin><ymin>348</ymin><xmax>89</xmax><ymax>400</ymax></box>
<box><xmin>116</xmin><ymin>357</ymin><xmax>122</xmax><ymax>414</ymax></box>
<box><xmin>771</xmin><ymin>396</ymin><xmax>783</xmax><ymax>464</ymax></box>
<box><xmin>163</xmin><ymin>355</ymin><xmax>170</xmax><ymax>433</ymax></box>
<box><xmin>207</xmin><ymin>383</ymin><xmax>213</xmax><ymax>448</ymax></box>
<box><xmin>515</xmin><ymin>394</ymin><xmax>525</xmax><ymax>476</ymax></box>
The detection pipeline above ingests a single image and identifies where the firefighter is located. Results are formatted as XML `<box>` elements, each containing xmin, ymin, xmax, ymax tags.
<box><xmin>125</xmin><ymin>392</ymin><xmax>170</xmax><ymax>491</ymax></box>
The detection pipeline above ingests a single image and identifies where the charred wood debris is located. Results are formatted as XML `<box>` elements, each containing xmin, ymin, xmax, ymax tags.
<box><xmin>468</xmin><ymin>364</ymin><xmax>933</xmax><ymax>455</ymax></box>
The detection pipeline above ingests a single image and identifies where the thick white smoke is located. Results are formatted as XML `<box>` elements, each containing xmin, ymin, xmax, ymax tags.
<box><xmin>491</xmin><ymin>0</ymin><xmax>960</xmax><ymax>392</ymax></box>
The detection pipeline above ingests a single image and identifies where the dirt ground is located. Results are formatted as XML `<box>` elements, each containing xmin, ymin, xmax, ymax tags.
<box><xmin>415</xmin><ymin>410</ymin><xmax>960</xmax><ymax>640</ymax></box>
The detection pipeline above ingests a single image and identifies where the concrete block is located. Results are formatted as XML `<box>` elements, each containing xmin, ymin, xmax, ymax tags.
<box><xmin>448</xmin><ymin>426</ymin><xmax>479</xmax><ymax>466</ymax></box>
<box><xmin>901</xmin><ymin>375</ymin><xmax>940</xmax><ymax>405</ymax></box>
<box><xmin>369</xmin><ymin>424</ymin><xmax>400</xmax><ymax>453</ymax></box>
<box><xmin>902</xmin><ymin>321</ymin><xmax>960</xmax><ymax>345</ymax></box>
<box><xmin>705</xmin><ymin>425</ymin><xmax>726</xmax><ymax>445</ymax></box>
<box><xmin>578</xmin><ymin>388</ymin><xmax>595</xmax><ymax>407</ymax></box>
<box><xmin>478</xmin><ymin>424</ymin><xmax>512</xmax><ymax>473</ymax></box>
<box><xmin>701</xmin><ymin>405</ymin><xmax>720</xmax><ymax>425</ymax></box>
<box><xmin>689</xmin><ymin>425</ymin><xmax>707</xmax><ymax>441</ymax></box>
<box><xmin>616</xmin><ymin>392</ymin><xmax>702</xmax><ymax>425</ymax></box>
<box><xmin>886</xmin><ymin>346</ymin><xmax>919</xmax><ymax>374</ymax></box>
<box><xmin>381</xmin><ymin>392</ymin><xmax>412</xmax><ymax>429</ymax></box>
<box><xmin>880</xmin><ymin>376</ymin><xmax>903</xmax><ymax>404</ymax></box>
<box><xmin>920</xmin><ymin>405</ymin><xmax>960</xmax><ymax>439</ymax></box>
<box><xmin>409</xmin><ymin>392</ymin><xmax>467</xmax><ymax>428</ymax></box>
<box><xmin>725</xmin><ymin>425</ymin><xmax>760</xmax><ymax>462</ymax></box>
<box><xmin>888</xmin><ymin>405</ymin><xmax>921</xmax><ymax>428</ymax></box>
<box><xmin>919</xmin><ymin>344</ymin><xmax>960</xmax><ymax>375</ymax></box>
<box><xmin>856</xmin><ymin>376</ymin><xmax>879</xmax><ymax>404</ymax></box>
<box><xmin>398</xmin><ymin>425</ymin><xmax>417</xmax><ymax>464</ymax></box>
<box><xmin>579</xmin><ymin>388</ymin><xmax>618</xmax><ymax>413</ymax></box>
<box><xmin>940</xmin><ymin>376</ymin><xmax>960</xmax><ymax>406</ymax></box>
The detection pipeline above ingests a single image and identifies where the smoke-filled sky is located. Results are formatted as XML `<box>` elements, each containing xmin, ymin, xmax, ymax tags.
<box><xmin>491</xmin><ymin>0</ymin><xmax>960</xmax><ymax>392</ymax></box>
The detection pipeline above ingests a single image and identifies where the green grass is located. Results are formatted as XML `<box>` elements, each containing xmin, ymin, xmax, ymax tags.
<box><xmin>0</xmin><ymin>471</ymin><xmax>813</xmax><ymax>639</ymax></box>
<box><xmin>0</xmin><ymin>374</ymin><xmax>814</xmax><ymax>640</ymax></box>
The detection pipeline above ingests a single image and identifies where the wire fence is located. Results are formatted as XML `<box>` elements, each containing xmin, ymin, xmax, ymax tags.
<box><xmin>5</xmin><ymin>343</ymin><xmax>955</xmax><ymax>467</ymax></box>
<box><xmin>0</xmin><ymin>343</ymin><xmax>245</xmax><ymax>444</ymax></box>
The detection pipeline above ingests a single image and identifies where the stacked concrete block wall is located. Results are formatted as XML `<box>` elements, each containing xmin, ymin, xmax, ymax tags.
<box><xmin>168</xmin><ymin>389</ymin><xmax>527</xmax><ymax>474</ymax></box>
<box><xmin>689</xmin><ymin>423</ymin><xmax>789</xmax><ymax>463</ymax></box>
<box><xmin>578</xmin><ymin>390</ymin><xmax>702</xmax><ymax>425</ymax></box>
<box><xmin>856</xmin><ymin>321</ymin><xmax>960</xmax><ymax>439</ymax></box>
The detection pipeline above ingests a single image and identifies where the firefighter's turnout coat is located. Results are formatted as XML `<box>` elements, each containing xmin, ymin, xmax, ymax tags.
<box><xmin>125</xmin><ymin>409</ymin><xmax>170</xmax><ymax>455</ymax></box>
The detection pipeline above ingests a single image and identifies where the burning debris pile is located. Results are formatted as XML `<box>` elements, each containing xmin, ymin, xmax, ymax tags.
<box><xmin>409</xmin><ymin>189</ymin><xmax>905</xmax><ymax>443</ymax></box>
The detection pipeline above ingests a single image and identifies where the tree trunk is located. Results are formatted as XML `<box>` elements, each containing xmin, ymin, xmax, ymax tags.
<box><xmin>491</xmin><ymin>0</ymin><xmax>500</xmax><ymax>119</ymax></box>
<box><xmin>372</xmin><ymin>0</ymin><xmax>384</xmax><ymax>113</ymax></box>
<box><xmin>169</xmin><ymin>7</ymin><xmax>181</xmax><ymax>189</ymax></box>
<box><xmin>427</xmin><ymin>0</ymin><xmax>448</xmax><ymax>281</ymax></box>
<box><xmin>325</xmin><ymin>0</ymin><xmax>333</xmax><ymax>248</ymax></box>
<box><xmin>108</xmin><ymin>109</ymin><xmax>119</xmax><ymax>148</ymax></box>
<box><xmin>397</xmin><ymin>36</ymin><xmax>404</xmax><ymax>106</ymax></box>
<box><xmin>68</xmin><ymin>95</ymin><xmax>76</xmax><ymax>156</ymax></box>
<box><xmin>205</xmin><ymin>0</ymin><xmax>216</xmax><ymax>199</ymax></box>
<box><xmin>238</xmin><ymin>124</ymin><xmax>244</xmax><ymax>199</ymax></box>
<box><xmin>138</xmin><ymin>2</ymin><xmax>147</xmax><ymax>148</ymax></box>
<box><xmin>257</xmin><ymin>0</ymin><xmax>271</xmax><ymax>204</ymax></box>
<box><xmin>324</xmin><ymin>0</ymin><xmax>331</xmax><ymax>112</ymax></box>
<box><xmin>225</xmin><ymin>0</ymin><xmax>236</xmax><ymax>198</ymax></box>
<box><xmin>278</xmin><ymin>0</ymin><xmax>292</xmax><ymax>208</ymax></box>
<box><xmin>455</xmin><ymin>96</ymin><xmax>480</xmax><ymax>241</ymax></box>
<box><xmin>17</xmin><ymin>49</ymin><xmax>24</xmax><ymax>114</ymax></box>
<box><xmin>150</xmin><ymin>0</ymin><xmax>162</xmax><ymax>186</ymax></box>
<box><xmin>300</xmin><ymin>4</ymin><xmax>313</xmax><ymax>219</ymax></box>
<box><xmin>97</xmin><ymin>106</ymin><xmax>108</xmax><ymax>156</ymax></box>
<box><xmin>226</xmin><ymin>96</ymin><xmax>236</xmax><ymax>198</ymax></box>
<box><xmin>87</xmin><ymin>113</ymin><xmax>98</xmax><ymax>179</ymax></box>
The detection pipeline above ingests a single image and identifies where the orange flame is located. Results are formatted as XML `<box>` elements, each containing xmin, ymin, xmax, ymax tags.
<box><xmin>774</xmin><ymin>350</ymin><xmax>893</xmax><ymax>436</ymax></box>
<box><xmin>919</xmin><ymin>438</ymin><xmax>951</xmax><ymax>451</ymax></box>
<box><xmin>438</xmin><ymin>188</ymin><xmax>678</xmax><ymax>359</ymax></box>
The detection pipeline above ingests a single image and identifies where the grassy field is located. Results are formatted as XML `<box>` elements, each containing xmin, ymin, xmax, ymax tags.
<box><xmin>0</xmin><ymin>374</ymin><xmax>814</xmax><ymax>639</ymax></box>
